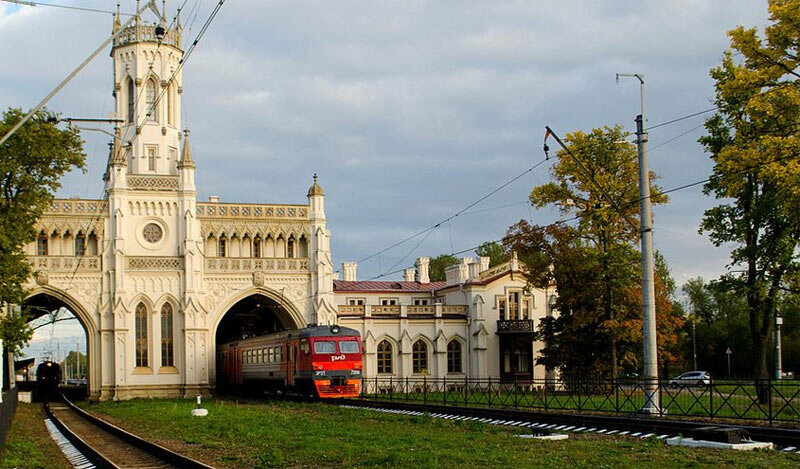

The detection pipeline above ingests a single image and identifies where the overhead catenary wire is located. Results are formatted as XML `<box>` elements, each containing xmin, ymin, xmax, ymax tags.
<box><xmin>367</xmin><ymin>149</ymin><xmax>800</xmax><ymax>281</ymax></box>
<box><xmin>356</xmin><ymin>156</ymin><xmax>551</xmax><ymax>265</ymax></box>
<box><xmin>0</xmin><ymin>0</ymin><xmax>134</xmax><ymax>16</ymax></box>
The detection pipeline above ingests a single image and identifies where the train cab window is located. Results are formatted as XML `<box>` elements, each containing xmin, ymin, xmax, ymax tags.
<box><xmin>313</xmin><ymin>341</ymin><xmax>337</xmax><ymax>354</ymax></box>
<box><xmin>301</xmin><ymin>339</ymin><xmax>311</xmax><ymax>354</ymax></box>
<box><xmin>339</xmin><ymin>341</ymin><xmax>360</xmax><ymax>354</ymax></box>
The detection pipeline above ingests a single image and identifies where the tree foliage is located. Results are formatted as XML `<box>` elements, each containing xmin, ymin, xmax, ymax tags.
<box><xmin>474</xmin><ymin>241</ymin><xmax>509</xmax><ymax>267</ymax></box>
<box><xmin>516</xmin><ymin>125</ymin><xmax>672</xmax><ymax>378</ymax></box>
<box><xmin>428</xmin><ymin>254</ymin><xmax>458</xmax><ymax>282</ymax></box>
<box><xmin>700</xmin><ymin>0</ymin><xmax>800</xmax><ymax>381</ymax></box>
<box><xmin>0</xmin><ymin>108</ymin><xmax>85</xmax><ymax>354</ymax></box>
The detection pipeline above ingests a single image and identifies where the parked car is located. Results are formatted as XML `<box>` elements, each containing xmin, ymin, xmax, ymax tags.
<box><xmin>669</xmin><ymin>371</ymin><xmax>711</xmax><ymax>387</ymax></box>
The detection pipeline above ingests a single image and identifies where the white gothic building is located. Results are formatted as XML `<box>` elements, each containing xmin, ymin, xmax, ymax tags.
<box><xmin>19</xmin><ymin>4</ymin><xmax>555</xmax><ymax>400</ymax></box>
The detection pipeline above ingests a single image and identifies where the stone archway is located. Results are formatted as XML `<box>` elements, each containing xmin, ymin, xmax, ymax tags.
<box><xmin>23</xmin><ymin>286</ymin><xmax>100</xmax><ymax>400</ymax></box>
<box><xmin>209</xmin><ymin>287</ymin><xmax>306</xmax><ymax>389</ymax></box>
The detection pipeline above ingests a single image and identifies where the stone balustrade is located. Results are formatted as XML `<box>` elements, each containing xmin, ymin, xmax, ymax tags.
<box><xmin>44</xmin><ymin>199</ymin><xmax>107</xmax><ymax>216</ymax></box>
<box><xmin>29</xmin><ymin>255</ymin><xmax>101</xmax><ymax>272</ymax></box>
<box><xmin>205</xmin><ymin>257</ymin><xmax>309</xmax><ymax>273</ymax></box>
<box><xmin>337</xmin><ymin>304</ymin><xmax>468</xmax><ymax>318</ymax></box>
<box><xmin>197</xmin><ymin>203</ymin><xmax>308</xmax><ymax>220</ymax></box>
<box><xmin>115</xmin><ymin>25</ymin><xmax>181</xmax><ymax>48</ymax></box>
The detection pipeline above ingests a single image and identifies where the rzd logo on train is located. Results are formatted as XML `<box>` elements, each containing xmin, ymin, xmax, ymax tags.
<box><xmin>331</xmin><ymin>354</ymin><xmax>346</xmax><ymax>361</ymax></box>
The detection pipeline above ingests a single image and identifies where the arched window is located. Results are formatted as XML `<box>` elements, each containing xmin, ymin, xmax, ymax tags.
<box><xmin>287</xmin><ymin>237</ymin><xmax>295</xmax><ymax>258</ymax></box>
<box><xmin>37</xmin><ymin>232</ymin><xmax>48</xmax><ymax>256</ymax></box>
<box><xmin>145</xmin><ymin>78</ymin><xmax>157</xmax><ymax>122</ymax></box>
<box><xmin>253</xmin><ymin>236</ymin><xmax>261</xmax><ymax>258</ymax></box>
<box><xmin>135</xmin><ymin>302</ymin><xmax>148</xmax><ymax>367</ymax></box>
<box><xmin>74</xmin><ymin>233</ymin><xmax>86</xmax><ymax>256</ymax></box>
<box><xmin>167</xmin><ymin>83</ymin><xmax>174</xmax><ymax>126</ymax></box>
<box><xmin>377</xmin><ymin>340</ymin><xmax>393</xmax><ymax>374</ymax></box>
<box><xmin>127</xmin><ymin>78</ymin><xmax>135</xmax><ymax>122</ymax></box>
<box><xmin>218</xmin><ymin>235</ymin><xmax>227</xmax><ymax>257</ymax></box>
<box><xmin>447</xmin><ymin>340</ymin><xmax>462</xmax><ymax>373</ymax></box>
<box><xmin>412</xmin><ymin>340</ymin><xmax>428</xmax><ymax>374</ymax></box>
<box><xmin>160</xmin><ymin>303</ymin><xmax>174</xmax><ymax>367</ymax></box>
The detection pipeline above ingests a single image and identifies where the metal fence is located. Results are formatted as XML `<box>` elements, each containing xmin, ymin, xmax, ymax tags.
<box><xmin>0</xmin><ymin>387</ymin><xmax>19</xmax><ymax>449</ymax></box>
<box><xmin>360</xmin><ymin>376</ymin><xmax>800</xmax><ymax>423</ymax></box>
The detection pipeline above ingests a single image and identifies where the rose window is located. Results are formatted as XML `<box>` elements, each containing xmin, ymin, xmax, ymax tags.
<box><xmin>143</xmin><ymin>223</ymin><xmax>163</xmax><ymax>243</ymax></box>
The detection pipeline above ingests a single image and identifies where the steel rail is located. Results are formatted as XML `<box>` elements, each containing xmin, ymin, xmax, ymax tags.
<box><xmin>46</xmin><ymin>395</ymin><xmax>215</xmax><ymax>469</ymax></box>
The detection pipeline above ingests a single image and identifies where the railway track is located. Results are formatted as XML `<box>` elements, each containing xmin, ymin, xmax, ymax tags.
<box><xmin>45</xmin><ymin>395</ymin><xmax>214</xmax><ymax>469</ymax></box>
<box><xmin>339</xmin><ymin>398</ymin><xmax>800</xmax><ymax>451</ymax></box>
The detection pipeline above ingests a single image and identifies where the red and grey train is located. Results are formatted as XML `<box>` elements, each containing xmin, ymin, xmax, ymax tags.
<box><xmin>217</xmin><ymin>325</ymin><xmax>363</xmax><ymax>398</ymax></box>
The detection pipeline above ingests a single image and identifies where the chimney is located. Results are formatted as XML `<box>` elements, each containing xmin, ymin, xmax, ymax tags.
<box><xmin>208</xmin><ymin>196</ymin><xmax>219</xmax><ymax>203</ymax></box>
<box><xmin>342</xmin><ymin>262</ymin><xmax>357</xmax><ymax>282</ymax></box>
<box><xmin>415</xmin><ymin>257</ymin><xmax>430</xmax><ymax>284</ymax></box>
<box><xmin>479</xmin><ymin>256</ymin><xmax>490</xmax><ymax>272</ymax></box>
<box><xmin>332</xmin><ymin>272</ymin><xmax>340</xmax><ymax>281</ymax></box>
<box><xmin>468</xmin><ymin>262</ymin><xmax>481</xmax><ymax>280</ymax></box>
<box><xmin>404</xmin><ymin>268</ymin><xmax>415</xmax><ymax>282</ymax></box>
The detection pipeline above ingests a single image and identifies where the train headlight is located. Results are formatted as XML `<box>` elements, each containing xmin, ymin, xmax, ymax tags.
<box><xmin>330</xmin><ymin>325</ymin><xmax>340</xmax><ymax>334</ymax></box>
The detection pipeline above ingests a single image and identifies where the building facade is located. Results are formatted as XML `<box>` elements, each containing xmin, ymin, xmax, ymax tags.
<box><xmin>20</xmin><ymin>3</ymin><xmax>555</xmax><ymax>400</ymax></box>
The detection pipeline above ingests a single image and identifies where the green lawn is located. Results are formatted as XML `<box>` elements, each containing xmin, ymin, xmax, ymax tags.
<box><xmin>79</xmin><ymin>398</ymin><xmax>800</xmax><ymax>469</ymax></box>
<box><xmin>1</xmin><ymin>403</ymin><xmax>70</xmax><ymax>469</ymax></box>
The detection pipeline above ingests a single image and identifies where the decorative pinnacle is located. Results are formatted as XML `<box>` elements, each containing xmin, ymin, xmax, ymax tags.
<box><xmin>184</xmin><ymin>128</ymin><xmax>190</xmax><ymax>138</ymax></box>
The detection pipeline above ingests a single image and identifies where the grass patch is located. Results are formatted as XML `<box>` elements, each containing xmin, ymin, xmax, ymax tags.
<box><xmin>81</xmin><ymin>398</ymin><xmax>800</xmax><ymax>468</ymax></box>
<box><xmin>1</xmin><ymin>403</ymin><xmax>70</xmax><ymax>469</ymax></box>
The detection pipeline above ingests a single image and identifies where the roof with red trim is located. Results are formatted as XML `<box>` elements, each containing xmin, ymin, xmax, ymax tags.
<box><xmin>333</xmin><ymin>280</ymin><xmax>446</xmax><ymax>293</ymax></box>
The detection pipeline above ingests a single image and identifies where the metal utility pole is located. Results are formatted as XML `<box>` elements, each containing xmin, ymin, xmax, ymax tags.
<box><xmin>617</xmin><ymin>73</ymin><xmax>659</xmax><ymax>414</ymax></box>
<box><xmin>775</xmin><ymin>313</ymin><xmax>783</xmax><ymax>380</ymax></box>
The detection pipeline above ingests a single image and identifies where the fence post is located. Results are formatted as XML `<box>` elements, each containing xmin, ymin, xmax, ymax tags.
<box><xmin>544</xmin><ymin>377</ymin><xmax>548</xmax><ymax>410</ymax></box>
<box><xmin>514</xmin><ymin>375</ymin><xmax>519</xmax><ymax>408</ymax></box>
<box><xmin>577</xmin><ymin>378</ymin><xmax>582</xmax><ymax>411</ymax></box>
<box><xmin>487</xmin><ymin>376</ymin><xmax>492</xmax><ymax>407</ymax></box>
<box><xmin>443</xmin><ymin>375</ymin><xmax>447</xmax><ymax>406</ymax></box>
<box><xmin>615</xmin><ymin>378</ymin><xmax>620</xmax><ymax>413</ymax></box>
<box><xmin>389</xmin><ymin>375</ymin><xmax>393</xmax><ymax>401</ymax></box>
<box><xmin>464</xmin><ymin>375</ymin><xmax>468</xmax><ymax>407</ymax></box>
<box><xmin>406</xmin><ymin>376</ymin><xmax>409</xmax><ymax>402</ymax></box>
<box><xmin>768</xmin><ymin>376</ymin><xmax>773</xmax><ymax>424</ymax></box>
<box><xmin>709</xmin><ymin>376</ymin><xmax>714</xmax><ymax>420</ymax></box>
<box><xmin>423</xmin><ymin>375</ymin><xmax>428</xmax><ymax>405</ymax></box>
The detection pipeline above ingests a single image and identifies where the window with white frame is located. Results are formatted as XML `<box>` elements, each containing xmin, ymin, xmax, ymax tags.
<box><xmin>380</xmin><ymin>299</ymin><xmax>398</xmax><ymax>306</ymax></box>
<box><xmin>413</xmin><ymin>299</ymin><xmax>429</xmax><ymax>306</ymax></box>
<box><xmin>347</xmin><ymin>299</ymin><xmax>365</xmax><ymax>305</ymax></box>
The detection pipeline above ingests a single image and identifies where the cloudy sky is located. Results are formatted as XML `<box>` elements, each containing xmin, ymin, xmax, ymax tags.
<box><xmin>1</xmin><ymin>1</ymin><xmax>772</xmax><ymax>349</ymax></box>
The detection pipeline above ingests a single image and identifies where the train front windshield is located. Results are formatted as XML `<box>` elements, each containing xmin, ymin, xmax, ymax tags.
<box><xmin>312</xmin><ymin>339</ymin><xmax>361</xmax><ymax>355</ymax></box>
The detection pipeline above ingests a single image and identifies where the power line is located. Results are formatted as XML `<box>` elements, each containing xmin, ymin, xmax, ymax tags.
<box><xmin>646</xmin><ymin>107</ymin><xmax>717</xmax><ymax>131</ymax></box>
<box><xmin>367</xmin><ymin>150</ymin><xmax>800</xmax><ymax>280</ymax></box>
<box><xmin>0</xmin><ymin>0</ymin><xmax>133</xmax><ymax>15</ymax></box>
<box><xmin>356</xmin><ymin>156</ymin><xmax>551</xmax><ymax>265</ymax></box>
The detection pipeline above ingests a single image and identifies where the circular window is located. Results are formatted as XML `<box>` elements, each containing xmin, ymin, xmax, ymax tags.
<box><xmin>142</xmin><ymin>223</ymin><xmax>163</xmax><ymax>243</ymax></box>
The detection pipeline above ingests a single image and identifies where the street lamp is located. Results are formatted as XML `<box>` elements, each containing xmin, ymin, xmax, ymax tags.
<box><xmin>775</xmin><ymin>312</ymin><xmax>783</xmax><ymax>380</ymax></box>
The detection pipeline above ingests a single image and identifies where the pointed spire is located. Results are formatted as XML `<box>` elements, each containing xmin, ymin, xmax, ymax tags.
<box><xmin>161</xmin><ymin>0</ymin><xmax>167</xmax><ymax>28</ymax></box>
<box><xmin>307</xmin><ymin>173</ymin><xmax>324</xmax><ymax>197</ymax></box>
<box><xmin>178</xmin><ymin>128</ymin><xmax>195</xmax><ymax>168</ymax></box>
<box><xmin>113</xmin><ymin>2</ymin><xmax>121</xmax><ymax>33</ymax></box>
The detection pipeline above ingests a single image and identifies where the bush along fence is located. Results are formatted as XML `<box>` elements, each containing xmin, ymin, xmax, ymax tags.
<box><xmin>360</xmin><ymin>376</ymin><xmax>800</xmax><ymax>424</ymax></box>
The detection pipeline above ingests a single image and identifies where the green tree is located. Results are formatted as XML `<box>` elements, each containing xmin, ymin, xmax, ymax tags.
<box><xmin>527</xmin><ymin>125</ymin><xmax>667</xmax><ymax>378</ymax></box>
<box><xmin>700</xmin><ymin>0</ymin><xmax>800</xmax><ymax>385</ymax></box>
<box><xmin>428</xmin><ymin>254</ymin><xmax>458</xmax><ymax>282</ymax></box>
<box><xmin>474</xmin><ymin>241</ymin><xmax>509</xmax><ymax>267</ymax></box>
<box><xmin>0</xmin><ymin>108</ymin><xmax>85</xmax><ymax>357</ymax></box>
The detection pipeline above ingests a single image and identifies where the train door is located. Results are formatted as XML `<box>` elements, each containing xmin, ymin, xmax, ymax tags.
<box><xmin>286</xmin><ymin>342</ymin><xmax>296</xmax><ymax>386</ymax></box>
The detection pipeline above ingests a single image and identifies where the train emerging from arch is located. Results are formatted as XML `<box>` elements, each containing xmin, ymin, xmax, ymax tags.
<box><xmin>217</xmin><ymin>325</ymin><xmax>363</xmax><ymax>398</ymax></box>
<box><xmin>36</xmin><ymin>360</ymin><xmax>62</xmax><ymax>401</ymax></box>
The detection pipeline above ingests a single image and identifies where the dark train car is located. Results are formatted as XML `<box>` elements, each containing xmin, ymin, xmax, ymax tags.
<box><xmin>36</xmin><ymin>360</ymin><xmax>62</xmax><ymax>401</ymax></box>
<box><xmin>218</xmin><ymin>325</ymin><xmax>363</xmax><ymax>398</ymax></box>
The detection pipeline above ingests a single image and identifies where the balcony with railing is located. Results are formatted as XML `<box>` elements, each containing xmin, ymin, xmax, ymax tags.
<box><xmin>115</xmin><ymin>25</ymin><xmax>182</xmax><ymax>49</ymax></box>
<box><xmin>496</xmin><ymin>319</ymin><xmax>534</xmax><ymax>334</ymax></box>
